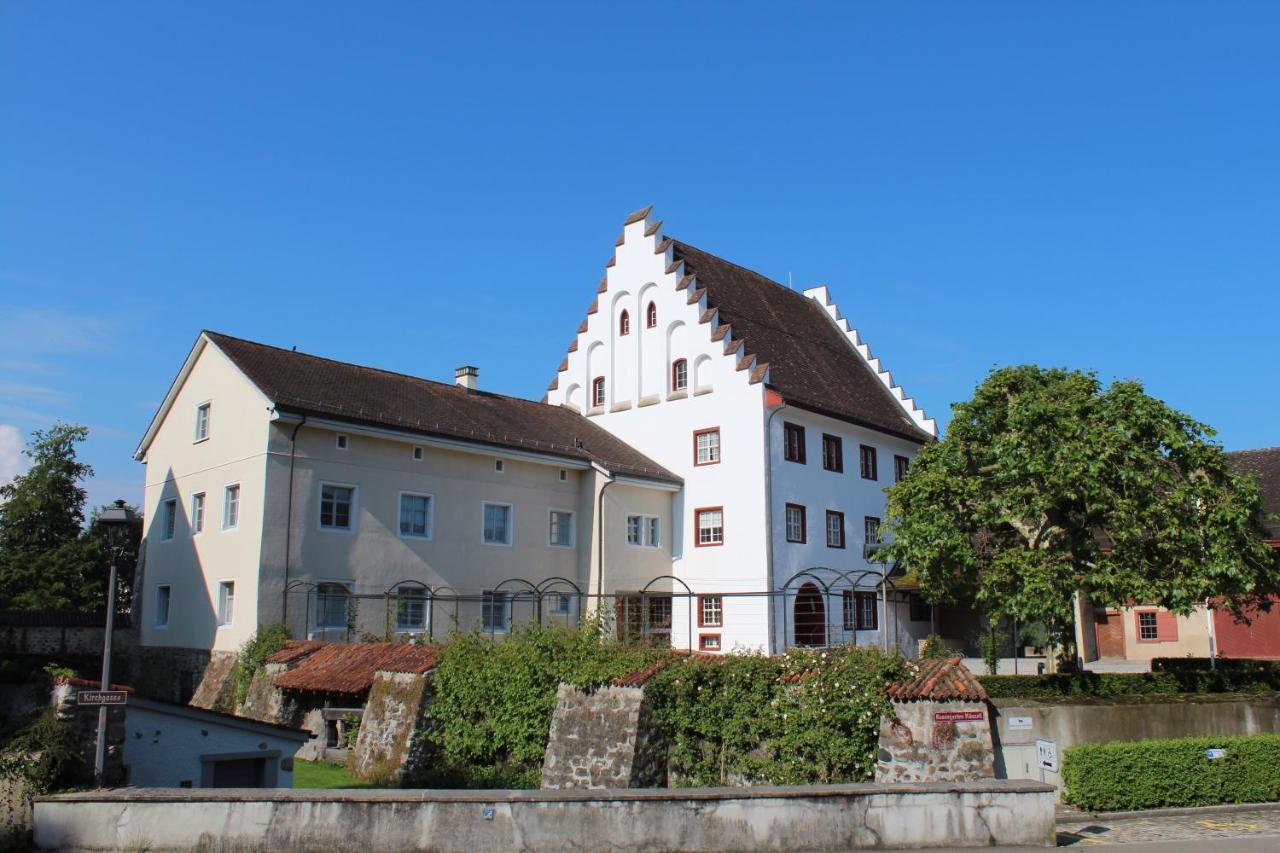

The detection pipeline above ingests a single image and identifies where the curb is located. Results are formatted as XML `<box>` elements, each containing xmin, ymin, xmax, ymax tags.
<box><xmin>1058</xmin><ymin>800</ymin><xmax>1280</xmax><ymax>823</ymax></box>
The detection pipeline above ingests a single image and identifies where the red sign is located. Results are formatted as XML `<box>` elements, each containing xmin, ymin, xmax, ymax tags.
<box><xmin>933</xmin><ymin>710</ymin><xmax>985</xmax><ymax>723</ymax></box>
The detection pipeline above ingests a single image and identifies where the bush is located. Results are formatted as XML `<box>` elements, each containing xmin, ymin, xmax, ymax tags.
<box><xmin>1063</xmin><ymin>733</ymin><xmax>1280</xmax><ymax>811</ymax></box>
<box><xmin>231</xmin><ymin>622</ymin><xmax>290</xmax><ymax>707</ymax></box>
<box><xmin>978</xmin><ymin>666</ymin><xmax>1280</xmax><ymax>699</ymax></box>
<box><xmin>1152</xmin><ymin>657</ymin><xmax>1280</xmax><ymax>676</ymax></box>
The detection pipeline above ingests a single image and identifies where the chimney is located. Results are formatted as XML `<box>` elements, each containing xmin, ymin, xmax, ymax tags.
<box><xmin>455</xmin><ymin>365</ymin><xmax>479</xmax><ymax>390</ymax></box>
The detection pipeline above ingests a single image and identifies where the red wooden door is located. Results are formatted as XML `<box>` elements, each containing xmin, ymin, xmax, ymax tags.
<box><xmin>1095</xmin><ymin>610</ymin><xmax>1126</xmax><ymax>659</ymax></box>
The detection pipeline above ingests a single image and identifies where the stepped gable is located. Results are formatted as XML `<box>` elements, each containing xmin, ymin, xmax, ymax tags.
<box><xmin>271</xmin><ymin>641</ymin><xmax>442</xmax><ymax>696</ymax></box>
<box><xmin>203</xmin><ymin>331</ymin><xmax>679</xmax><ymax>485</ymax></box>
<box><xmin>887</xmin><ymin>657</ymin><xmax>987</xmax><ymax>702</ymax></box>
<box><xmin>1227</xmin><ymin>447</ymin><xmax>1280</xmax><ymax>540</ymax></box>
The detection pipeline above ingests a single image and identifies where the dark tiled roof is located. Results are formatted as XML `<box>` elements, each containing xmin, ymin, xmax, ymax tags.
<box><xmin>886</xmin><ymin>657</ymin><xmax>987</xmax><ymax>702</ymax></box>
<box><xmin>1228</xmin><ymin>447</ymin><xmax>1280</xmax><ymax>540</ymax></box>
<box><xmin>271</xmin><ymin>641</ymin><xmax>441</xmax><ymax>696</ymax></box>
<box><xmin>670</xmin><ymin>241</ymin><xmax>934</xmax><ymax>444</ymax></box>
<box><xmin>204</xmin><ymin>332</ymin><xmax>679</xmax><ymax>484</ymax></box>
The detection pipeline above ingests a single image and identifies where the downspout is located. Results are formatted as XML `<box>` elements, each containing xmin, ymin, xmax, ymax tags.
<box><xmin>594</xmin><ymin>464</ymin><xmax>618</xmax><ymax>618</ymax></box>
<box><xmin>281</xmin><ymin>414</ymin><xmax>307</xmax><ymax>626</ymax></box>
<box><xmin>763</xmin><ymin>398</ymin><xmax>787</xmax><ymax>654</ymax></box>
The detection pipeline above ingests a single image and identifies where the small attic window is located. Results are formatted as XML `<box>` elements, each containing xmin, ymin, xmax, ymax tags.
<box><xmin>413</xmin><ymin>446</ymin><xmax>424</xmax><ymax>461</ymax></box>
<box><xmin>619</xmin><ymin>310</ymin><xmax>630</xmax><ymax>336</ymax></box>
<box><xmin>335</xmin><ymin>434</ymin><xmax>349</xmax><ymax>451</ymax></box>
<box><xmin>559</xmin><ymin>469</ymin><xmax>568</xmax><ymax>481</ymax></box>
<box><xmin>646</xmin><ymin>302</ymin><xmax>658</xmax><ymax>328</ymax></box>
<box><xmin>495</xmin><ymin>459</ymin><xmax>505</xmax><ymax>473</ymax></box>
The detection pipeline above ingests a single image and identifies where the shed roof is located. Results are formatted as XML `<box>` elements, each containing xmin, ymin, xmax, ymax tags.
<box><xmin>271</xmin><ymin>641</ymin><xmax>441</xmax><ymax>696</ymax></box>
<box><xmin>886</xmin><ymin>657</ymin><xmax>988</xmax><ymax>702</ymax></box>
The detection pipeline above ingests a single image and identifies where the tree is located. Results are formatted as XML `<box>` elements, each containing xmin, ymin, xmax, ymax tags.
<box><xmin>883</xmin><ymin>366</ymin><xmax>1279</xmax><ymax>636</ymax></box>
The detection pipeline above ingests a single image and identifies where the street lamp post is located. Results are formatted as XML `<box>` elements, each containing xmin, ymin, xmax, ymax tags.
<box><xmin>94</xmin><ymin>499</ymin><xmax>136</xmax><ymax>788</ymax></box>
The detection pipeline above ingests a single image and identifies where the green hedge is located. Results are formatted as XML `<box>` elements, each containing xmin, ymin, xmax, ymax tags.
<box><xmin>1063</xmin><ymin>734</ymin><xmax>1280</xmax><ymax>811</ymax></box>
<box><xmin>1152</xmin><ymin>657</ymin><xmax>1280</xmax><ymax>676</ymax></box>
<box><xmin>978</xmin><ymin>667</ymin><xmax>1280</xmax><ymax>699</ymax></box>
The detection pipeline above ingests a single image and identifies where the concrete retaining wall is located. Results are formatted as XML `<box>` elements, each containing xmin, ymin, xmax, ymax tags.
<box><xmin>35</xmin><ymin>781</ymin><xmax>1056</xmax><ymax>851</ymax></box>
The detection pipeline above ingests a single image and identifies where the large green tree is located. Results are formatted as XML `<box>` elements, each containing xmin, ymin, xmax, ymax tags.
<box><xmin>883</xmin><ymin>366</ymin><xmax>1279</xmax><ymax>632</ymax></box>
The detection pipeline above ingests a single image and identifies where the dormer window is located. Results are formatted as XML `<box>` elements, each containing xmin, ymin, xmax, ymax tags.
<box><xmin>592</xmin><ymin>376</ymin><xmax>606</xmax><ymax>408</ymax></box>
<box><xmin>671</xmin><ymin>359</ymin><xmax>688</xmax><ymax>392</ymax></box>
<box><xmin>646</xmin><ymin>302</ymin><xmax>658</xmax><ymax>328</ymax></box>
<box><xmin>619</xmin><ymin>310</ymin><xmax>630</xmax><ymax>336</ymax></box>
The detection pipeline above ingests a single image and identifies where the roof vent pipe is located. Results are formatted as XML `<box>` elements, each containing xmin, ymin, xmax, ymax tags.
<box><xmin>455</xmin><ymin>365</ymin><xmax>479</xmax><ymax>390</ymax></box>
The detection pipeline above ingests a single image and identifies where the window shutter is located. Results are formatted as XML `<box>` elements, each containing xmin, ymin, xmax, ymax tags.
<box><xmin>1156</xmin><ymin>611</ymin><xmax>1179</xmax><ymax>642</ymax></box>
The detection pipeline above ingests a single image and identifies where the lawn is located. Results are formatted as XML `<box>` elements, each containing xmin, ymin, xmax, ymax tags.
<box><xmin>292</xmin><ymin>759</ymin><xmax>382</xmax><ymax>789</ymax></box>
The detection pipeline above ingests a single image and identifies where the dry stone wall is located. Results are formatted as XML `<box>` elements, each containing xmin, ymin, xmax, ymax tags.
<box><xmin>541</xmin><ymin>683</ymin><xmax>667</xmax><ymax>789</ymax></box>
<box><xmin>876</xmin><ymin>700</ymin><xmax>995</xmax><ymax>783</ymax></box>
<box><xmin>350</xmin><ymin>671</ymin><xmax>434</xmax><ymax>785</ymax></box>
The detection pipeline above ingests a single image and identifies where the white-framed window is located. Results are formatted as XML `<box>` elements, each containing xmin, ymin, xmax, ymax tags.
<box><xmin>161</xmin><ymin>499</ymin><xmax>177</xmax><ymax>541</ymax></box>
<box><xmin>549</xmin><ymin>592</ymin><xmax>572</xmax><ymax>615</ymax></box>
<box><xmin>699</xmin><ymin>595</ymin><xmax>723</xmax><ymax>628</ymax></box>
<box><xmin>694</xmin><ymin>428</ymin><xmax>720</xmax><ymax>465</ymax></box>
<box><xmin>559</xmin><ymin>469</ymin><xmax>568</xmax><ymax>482</ymax></box>
<box><xmin>335</xmin><ymin>434</ymin><xmax>349</xmax><ymax>450</ymax></box>
<box><xmin>696</xmin><ymin>508</ymin><xmax>724</xmax><ymax>547</ymax></box>
<box><xmin>482</xmin><ymin>590</ymin><xmax>512</xmax><ymax>633</ymax></box>
<box><xmin>155</xmin><ymin>585</ymin><xmax>171</xmax><ymax>628</ymax></box>
<box><xmin>319</xmin><ymin>483</ymin><xmax>356</xmax><ymax>531</ymax></box>
<box><xmin>222</xmin><ymin>485</ymin><xmax>240</xmax><ymax>530</ymax></box>
<box><xmin>399</xmin><ymin>492</ymin><xmax>433</xmax><ymax>539</ymax></box>
<box><xmin>314</xmin><ymin>582</ymin><xmax>352</xmax><ymax>629</ymax></box>
<box><xmin>1138</xmin><ymin>611</ymin><xmax>1159</xmax><ymax>641</ymax></box>
<box><xmin>394</xmin><ymin>583</ymin><xmax>429</xmax><ymax>632</ymax></box>
<box><xmin>217</xmin><ymin>581</ymin><xmax>235</xmax><ymax>627</ymax></box>
<box><xmin>785</xmin><ymin>504</ymin><xmax>806</xmax><ymax>544</ymax></box>
<box><xmin>548</xmin><ymin>510</ymin><xmax>574</xmax><ymax>547</ymax></box>
<box><xmin>191</xmin><ymin>492</ymin><xmax>206</xmax><ymax>535</ymax></box>
<box><xmin>626</xmin><ymin>515</ymin><xmax>660</xmax><ymax>547</ymax></box>
<box><xmin>412</xmin><ymin>446</ymin><xmax>424</xmax><ymax>461</ymax></box>
<box><xmin>495</xmin><ymin>459</ymin><xmax>505</xmax><ymax>473</ymax></box>
<box><xmin>482</xmin><ymin>502</ymin><xmax>513</xmax><ymax>546</ymax></box>
<box><xmin>194</xmin><ymin>402</ymin><xmax>211</xmax><ymax>442</ymax></box>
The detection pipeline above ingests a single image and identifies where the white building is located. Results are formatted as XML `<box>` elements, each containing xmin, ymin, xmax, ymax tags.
<box><xmin>134</xmin><ymin>207</ymin><xmax>937</xmax><ymax>666</ymax></box>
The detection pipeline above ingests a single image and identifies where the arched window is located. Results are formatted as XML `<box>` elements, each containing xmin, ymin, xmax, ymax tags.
<box><xmin>646</xmin><ymin>302</ymin><xmax>658</xmax><ymax>328</ymax></box>
<box><xmin>592</xmin><ymin>376</ymin><xmax>606</xmax><ymax>408</ymax></box>
<box><xmin>671</xmin><ymin>358</ymin><xmax>688</xmax><ymax>392</ymax></box>
<box><xmin>619</xmin><ymin>310</ymin><xmax>630</xmax><ymax>336</ymax></box>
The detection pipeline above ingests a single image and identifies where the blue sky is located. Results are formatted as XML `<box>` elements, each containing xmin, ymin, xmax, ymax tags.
<box><xmin>2</xmin><ymin>2</ymin><xmax>1278</xmax><ymax>512</ymax></box>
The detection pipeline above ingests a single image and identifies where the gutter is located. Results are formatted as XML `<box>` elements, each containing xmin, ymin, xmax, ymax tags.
<box><xmin>593</xmin><ymin>462</ymin><xmax>618</xmax><ymax>615</ymax></box>
<box><xmin>281</xmin><ymin>413</ymin><xmax>307</xmax><ymax>625</ymax></box>
<box><xmin>763</xmin><ymin>397</ymin><xmax>788</xmax><ymax>654</ymax></box>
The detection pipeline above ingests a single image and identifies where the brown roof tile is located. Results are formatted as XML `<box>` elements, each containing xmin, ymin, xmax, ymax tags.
<box><xmin>205</xmin><ymin>333</ymin><xmax>680</xmax><ymax>484</ymax></box>
<box><xmin>266</xmin><ymin>639</ymin><xmax>327</xmax><ymax>665</ymax></box>
<box><xmin>272</xmin><ymin>642</ymin><xmax>442</xmax><ymax>696</ymax></box>
<box><xmin>886</xmin><ymin>657</ymin><xmax>987</xmax><ymax>702</ymax></box>
<box><xmin>1228</xmin><ymin>447</ymin><xmax>1280</xmax><ymax>539</ymax></box>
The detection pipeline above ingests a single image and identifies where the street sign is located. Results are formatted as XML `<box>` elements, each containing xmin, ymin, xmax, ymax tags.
<box><xmin>77</xmin><ymin>690</ymin><xmax>128</xmax><ymax>706</ymax></box>
<box><xmin>1007</xmin><ymin>716</ymin><xmax>1033</xmax><ymax>730</ymax></box>
<box><xmin>1036</xmin><ymin>738</ymin><xmax>1058</xmax><ymax>772</ymax></box>
<box><xmin>933</xmin><ymin>710</ymin><xmax>985</xmax><ymax>723</ymax></box>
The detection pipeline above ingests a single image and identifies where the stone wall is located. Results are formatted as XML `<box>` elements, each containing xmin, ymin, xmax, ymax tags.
<box><xmin>541</xmin><ymin>683</ymin><xmax>667</xmax><ymax>789</ymax></box>
<box><xmin>35</xmin><ymin>781</ymin><xmax>1058</xmax><ymax>851</ymax></box>
<box><xmin>187</xmin><ymin>650</ymin><xmax>237</xmax><ymax>712</ymax></box>
<box><xmin>49</xmin><ymin>680</ymin><xmax>127</xmax><ymax>786</ymax></box>
<box><xmin>0</xmin><ymin>624</ymin><xmax>136</xmax><ymax>661</ymax></box>
<box><xmin>350</xmin><ymin>671</ymin><xmax>434</xmax><ymax>784</ymax></box>
<box><xmin>239</xmin><ymin>662</ymin><xmax>298</xmax><ymax>725</ymax></box>
<box><xmin>876</xmin><ymin>701</ymin><xmax>995</xmax><ymax>784</ymax></box>
<box><xmin>1</xmin><ymin>774</ymin><xmax>34</xmax><ymax>839</ymax></box>
<box><xmin>131</xmin><ymin>646</ymin><xmax>215</xmax><ymax>705</ymax></box>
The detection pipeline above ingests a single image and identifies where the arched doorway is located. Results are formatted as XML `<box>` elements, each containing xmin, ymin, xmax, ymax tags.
<box><xmin>794</xmin><ymin>582</ymin><xmax>826</xmax><ymax>647</ymax></box>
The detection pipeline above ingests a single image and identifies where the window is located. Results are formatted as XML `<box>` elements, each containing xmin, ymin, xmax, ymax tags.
<box><xmin>335</xmin><ymin>434</ymin><xmax>349</xmax><ymax>450</ymax></box>
<box><xmin>413</xmin><ymin>446</ymin><xmax>424</xmax><ymax>461</ymax></box>
<box><xmin>217</xmin><ymin>581</ymin><xmax>235</xmax><ymax>627</ymax></box>
<box><xmin>864</xmin><ymin>516</ymin><xmax>881</xmax><ymax>545</ymax></box>
<box><xmin>785</xmin><ymin>504</ymin><xmax>806</xmax><ymax>543</ymax></box>
<box><xmin>694</xmin><ymin>428</ymin><xmax>720</xmax><ymax>465</ymax></box>
<box><xmin>482</xmin><ymin>591</ymin><xmax>512</xmax><ymax>633</ymax></box>
<box><xmin>699</xmin><ymin>634</ymin><xmax>722</xmax><ymax>652</ymax></box>
<box><xmin>482</xmin><ymin>503</ymin><xmax>512</xmax><ymax>545</ymax></box>
<box><xmin>399</xmin><ymin>493</ymin><xmax>432</xmax><ymax>538</ymax></box>
<box><xmin>671</xmin><ymin>358</ymin><xmax>688</xmax><ymax>392</ymax></box>
<box><xmin>908</xmin><ymin>593</ymin><xmax>932</xmax><ymax>623</ymax></box>
<box><xmin>315</xmin><ymin>582</ymin><xmax>351</xmax><ymax>629</ymax></box>
<box><xmin>822</xmin><ymin>434</ymin><xmax>843</xmax><ymax>472</ymax></box>
<box><xmin>842</xmin><ymin>590</ymin><xmax>877</xmax><ymax>631</ymax></box>
<box><xmin>698</xmin><ymin>595</ymin><xmax>723</xmax><ymax>628</ymax></box>
<box><xmin>320</xmin><ymin>484</ymin><xmax>355</xmax><ymax>531</ymax></box>
<box><xmin>191</xmin><ymin>492</ymin><xmax>206</xmax><ymax>534</ymax></box>
<box><xmin>894</xmin><ymin>454</ymin><xmax>910</xmax><ymax>483</ymax></box>
<box><xmin>696</xmin><ymin>507</ymin><xmax>724</xmax><ymax>547</ymax></box>
<box><xmin>859</xmin><ymin>444</ymin><xmax>878</xmax><ymax>480</ymax></box>
<box><xmin>592</xmin><ymin>376</ymin><xmax>606</xmax><ymax>408</ymax></box>
<box><xmin>616</xmin><ymin>594</ymin><xmax>672</xmax><ymax>647</ymax></box>
<box><xmin>646</xmin><ymin>301</ymin><xmax>658</xmax><ymax>328</ymax></box>
<box><xmin>155</xmin><ymin>585</ymin><xmax>171</xmax><ymax>628</ymax></box>
<box><xmin>626</xmin><ymin>515</ymin><xmax>660</xmax><ymax>547</ymax></box>
<box><xmin>194</xmin><ymin>402</ymin><xmax>211</xmax><ymax>442</ymax></box>
<box><xmin>395</xmin><ymin>584</ymin><xmax>428</xmax><ymax>632</ymax></box>
<box><xmin>1138</xmin><ymin>611</ymin><xmax>1158</xmax><ymax>641</ymax></box>
<box><xmin>494</xmin><ymin>459</ymin><xmax>505</xmax><ymax>473</ymax></box>
<box><xmin>223</xmin><ymin>485</ymin><xmax>240</xmax><ymax>530</ymax></box>
<box><xmin>548</xmin><ymin>510</ymin><xmax>574</xmax><ymax>547</ymax></box>
<box><xmin>784</xmin><ymin>422</ymin><xmax>806</xmax><ymax>463</ymax></box>
<box><xmin>1135</xmin><ymin>610</ymin><xmax>1179</xmax><ymax>643</ymax></box>
<box><xmin>559</xmin><ymin>469</ymin><xmax>568</xmax><ymax>481</ymax></box>
<box><xmin>549</xmin><ymin>592</ymin><xmax>572</xmax><ymax>615</ymax></box>
<box><xmin>826</xmin><ymin>510</ymin><xmax>845</xmax><ymax>549</ymax></box>
<box><xmin>619</xmin><ymin>310</ymin><xmax>630</xmax><ymax>336</ymax></box>
<box><xmin>162</xmin><ymin>499</ymin><xmax>177</xmax><ymax>540</ymax></box>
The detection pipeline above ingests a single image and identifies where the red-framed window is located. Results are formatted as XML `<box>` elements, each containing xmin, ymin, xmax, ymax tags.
<box><xmin>591</xmin><ymin>376</ymin><xmax>606</xmax><ymax>408</ymax></box>
<box><xmin>646</xmin><ymin>301</ymin><xmax>658</xmax><ymax>328</ymax></box>
<box><xmin>822</xmin><ymin>434</ymin><xmax>843</xmax><ymax>472</ymax></box>
<box><xmin>859</xmin><ymin>444</ymin><xmax>878</xmax><ymax>480</ymax></box>
<box><xmin>699</xmin><ymin>633</ymin><xmax>722</xmax><ymax>652</ymax></box>
<box><xmin>784</xmin><ymin>422</ymin><xmax>806</xmax><ymax>463</ymax></box>
<box><xmin>698</xmin><ymin>595</ymin><xmax>723</xmax><ymax>627</ymax></box>
<box><xmin>695</xmin><ymin>507</ymin><xmax>724</xmax><ymax>547</ymax></box>
<box><xmin>894</xmin><ymin>454</ymin><xmax>910</xmax><ymax>483</ymax></box>
<box><xmin>785</xmin><ymin>503</ymin><xmax>806</xmax><ymax>543</ymax></box>
<box><xmin>825</xmin><ymin>510</ymin><xmax>845</xmax><ymax>548</ymax></box>
<box><xmin>1135</xmin><ymin>609</ymin><xmax>1179</xmax><ymax>643</ymax></box>
<box><xmin>843</xmin><ymin>590</ymin><xmax>878</xmax><ymax>631</ymax></box>
<box><xmin>693</xmin><ymin>427</ymin><xmax>721</xmax><ymax>466</ymax></box>
<box><xmin>671</xmin><ymin>358</ymin><xmax>688</xmax><ymax>391</ymax></box>
<box><xmin>619</xmin><ymin>310</ymin><xmax>630</xmax><ymax>336</ymax></box>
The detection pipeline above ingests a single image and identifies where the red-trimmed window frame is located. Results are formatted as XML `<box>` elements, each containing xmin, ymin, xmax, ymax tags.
<box><xmin>785</xmin><ymin>503</ymin><xmax>807</xmax><ymax>544</ymax></box>
<box><xmin>693</xmin><ymin>427</ymin><xmax>721</xmax><ymax>467</ymax></box>
<box><xmin>646</xmin><ymin>301</ymin><xmax>658</xmax><ymax>329</ymax></box>
<box><xmin>825</xmin><ymin>510</ymin><xmax>845</xmax><ymax>549</ymax></box>
<box><xmin>1135</xmin><ymin>609</ymin><xmax>1178</xmax><ymax>643</ymax></box>
<box><xmin>591</xmin><ymin>376</ymin><xmax>606</xmax><ymax>408</ymax></box>
<box><xmin>699</xmin><ymin>633</ymin><xmax>722</xmax><ymax>652</ymax></box>
<box><xmin>697</xmin><ymin>595</ymin><xmax>723</xmax><ymax>628</ymax></box>
<box><xmin>671</xmin><ymin>358</ymin><xmax>688</xmax><ymax>391</ymax></box>
<box><xmin>619</xmin><ymin>310</ymin><xmax>630</xmax><ymax>336</ymax></box>
<box><xmin>694</xmin><ymin>506</ymin><xmax>724</xmax><ymax>548</ymax></box>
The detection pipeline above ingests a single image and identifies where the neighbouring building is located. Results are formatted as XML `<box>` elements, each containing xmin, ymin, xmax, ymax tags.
<box><xmin>133</xmin><ymin>207</ymin><xmax>942</xmax><ymax>673</ymax></box>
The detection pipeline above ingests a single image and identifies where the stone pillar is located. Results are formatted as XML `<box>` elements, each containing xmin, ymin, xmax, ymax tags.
<box><xmin>541</xmin><ymin>683</ymin><xmax>668</xmax><ymax>789</ymax></box>
<box><xmin>350</xmin><ymin>670</ymin><xmax>435</xmax><ymax>785</ymax></box>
